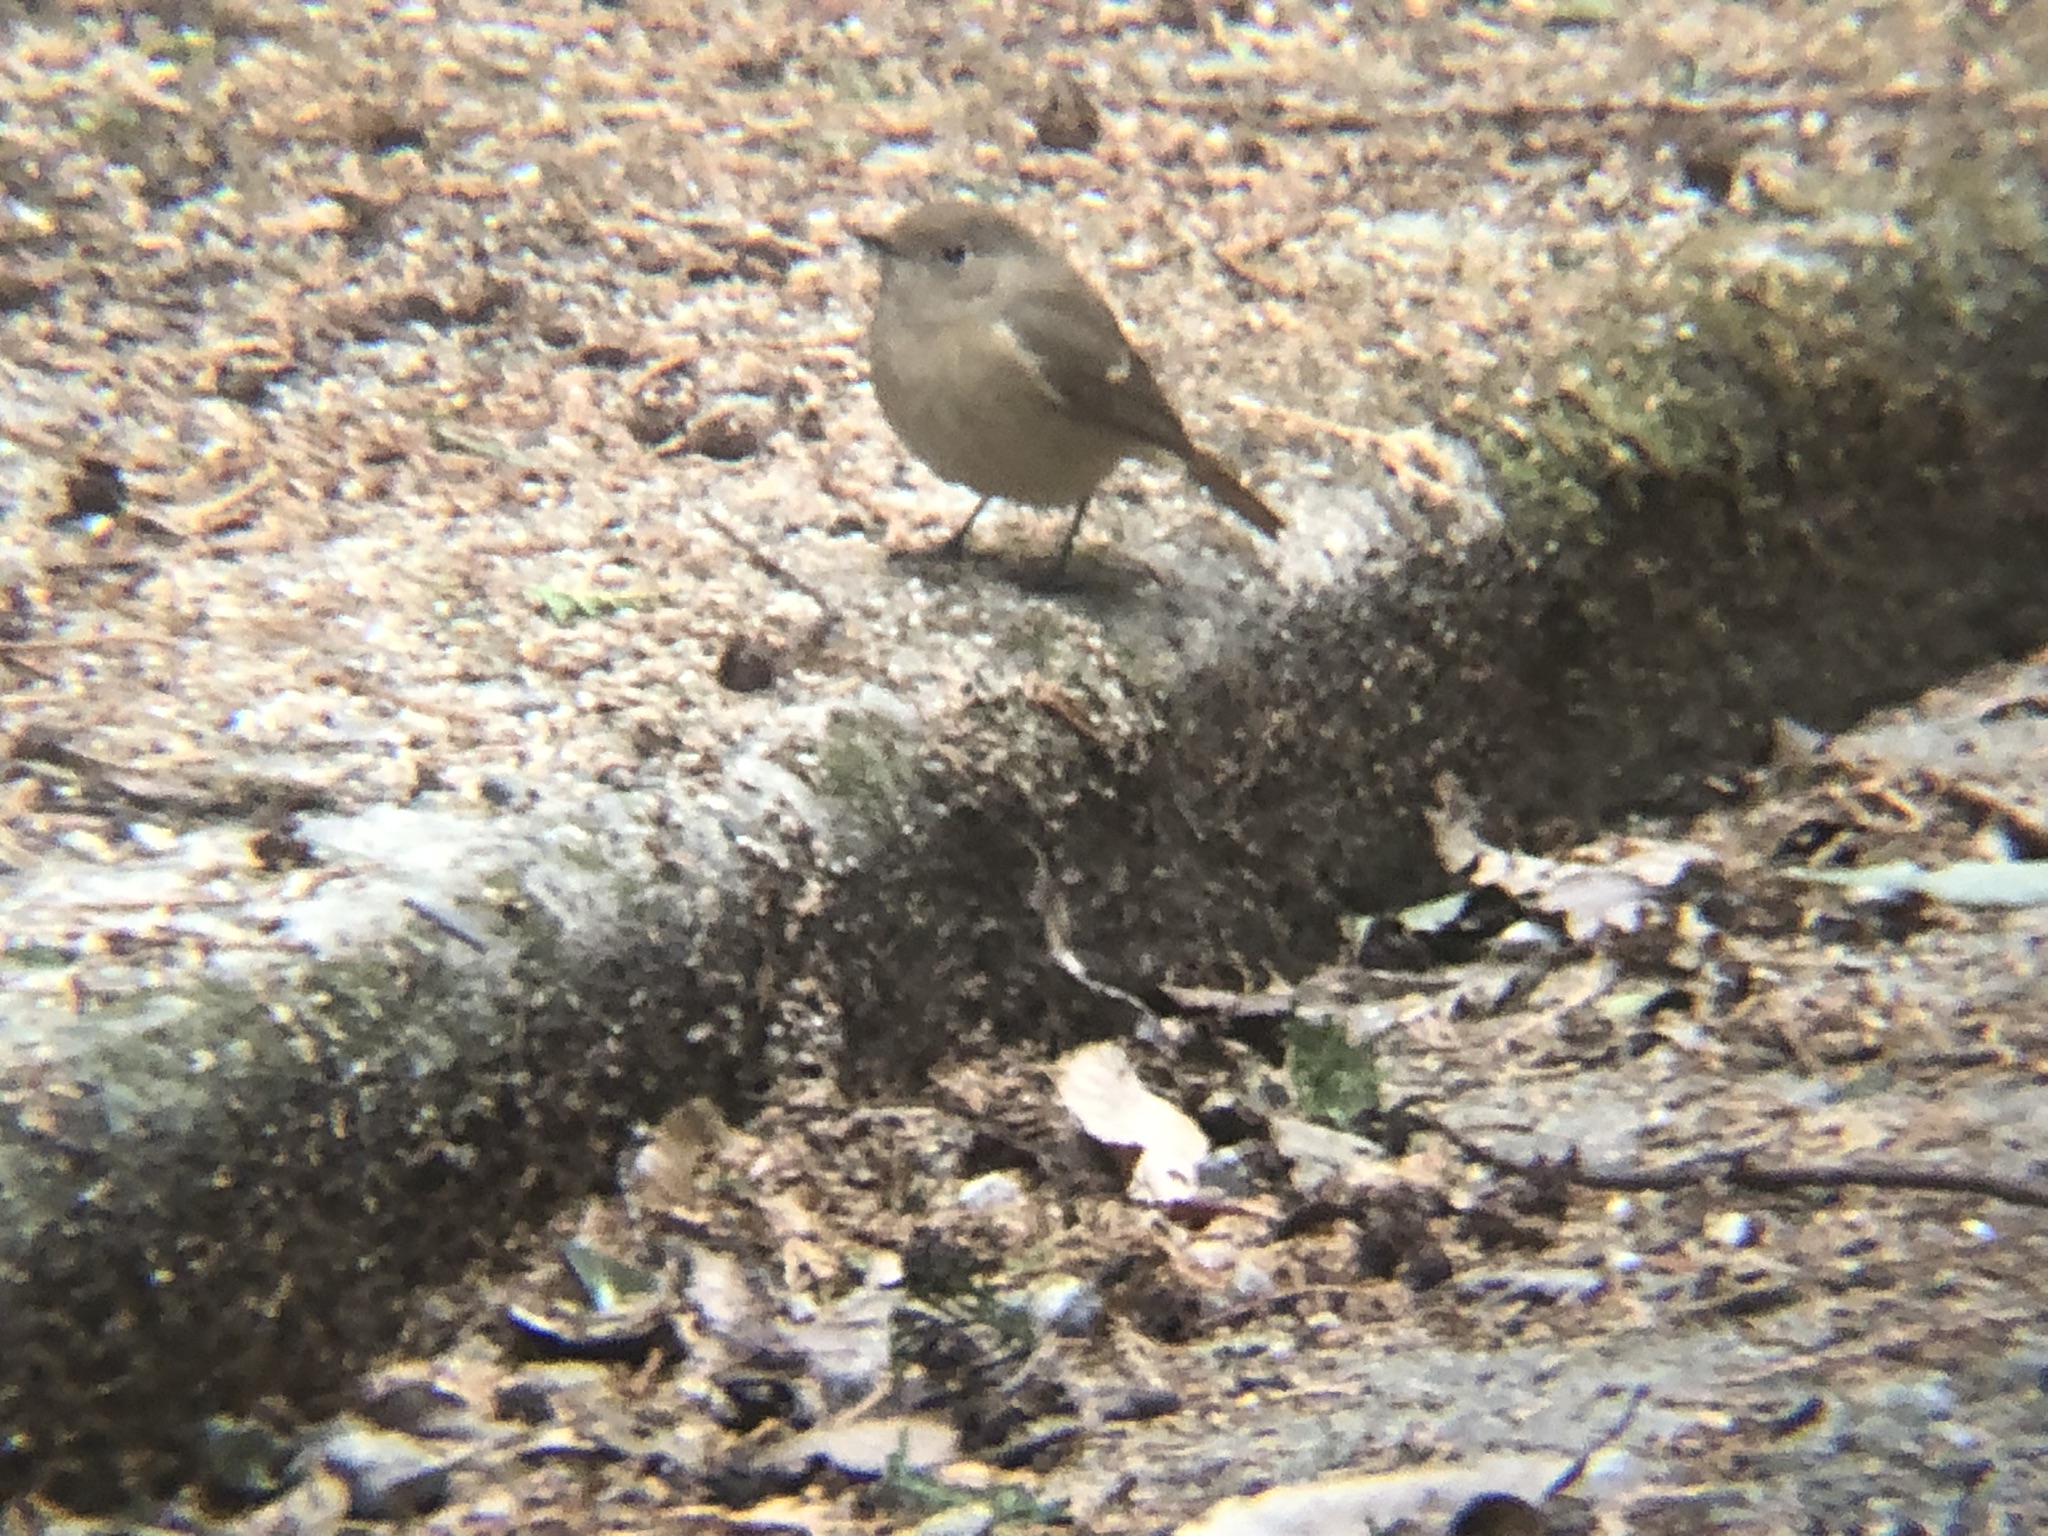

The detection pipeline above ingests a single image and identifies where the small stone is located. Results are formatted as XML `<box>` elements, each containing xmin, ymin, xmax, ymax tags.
<box><xmin>1456</xmin><ymin>1267</ymin><xmax>1606</xmax><ymax>1305</ymax></box>
<box><xmin>477</xmin><ymin>773</ymin><xmax>532</xmax><ymax>808</ymax></box>
<box><xmin>358</xmin><ymin>1374</ymin><xmax>474</xmax><ymax>1438</ymax></box>
<box><xmin>909</xmin><ymin>1505</ymin><xmax>996</xmax><ymax>1536</ymax></box>
<box><xmin>0</xmin><ymin>275</ymin><xmax>46</xmax><ymax>314</ymax></box>
<box><xmin>683</xmin><ymin>398</ymin><xmax>775</xmax><ymax>460</ymax></box>
<box><xmin>863</xmin><ymin>1249</ymin><xmax>905</xmax><ymax>1288</ymax></box>
<box><xmin>789</xmin><ymin>1286</ymin><xmax>893</xmax><ymax>1406</ymax></box>
<box><xmin>987</xmin><ymin>1418</ymin><xmax>1084</xmax><ymax>1471</ymax></box>
<box><xmin>492</xmin><ymin>1380</ymin><xmax>555</xmax><ymax>1426</ymax></box>
<box><xmin>1196</xmin><ymin>1146</ymin><xmax>1258</xmax><ymax>1197</ymax></box>
<box><xmin>57</xmin><ymin>828</ymin><xmax>117</xmax><ymax>862</ymax></box>
<box><xmin>624</xmin><ymin>398</ymin><xmax>687</xmax><ymax>446</ymax></box>
<box><xmin>60</xmin><ymin>457</ymin><xmax>127</xmax><ymax>524</ymax></box>
<box><xmin>295</xmin><ymin>1420</ymin><xmax>452</xmax><ymax>1520</ymax></box>
<box><xmin>957</xmin><ymin>1171</ymin><xmax>1025</xmax><ymax>1209</ymax></box>
<box><xmin>1229</xmin><ymin>1254</ymin><xmax>1278</xmax><ymax>1301</ymax></box>
<box><xmin>1027</xmin><ymin>1275</ymin><xmax>1103</xmax><ymax>1338</ymax></box>
<box><xmin>126</xmin><ymin>822</ymin><xmax>180</xmax><ymax>853</ymax></box>
<box><xmin>764</xmin><ymin>1416</ymin><xmax>958</xmax><ymax>1477</ymax></box>
<box><xmin>1402</xmin><ymin>1242</ymin><xmax>1454</xmax><ymax>1292</ymax></box>
<box><xmin>716</xmin><ymin>635</ymin><xmax>779</xmax><ymax>693</ymax></box>
<box><xmin>1030</xmin><ymin>74</ymin><xmax>1102</xmax><ymax>152</ymax></box>
<box><xmin>1102</xmin><ymin>1386</ymin><xmax>1181</xmax><ymax>1422</ymax></box>
<box><xmin>1491</xmin><ymin>918</ymin><xmax>1563</xmax><ymax>958</ymax></box>
<box><xmin>1704</xmin><ymin>1211</ymin><xmax>1761</xmax><ymax>1248</ymax></box>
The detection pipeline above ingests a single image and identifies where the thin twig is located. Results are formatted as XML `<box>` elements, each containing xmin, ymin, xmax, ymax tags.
<box><xmin>695</xmin><ymin>502</ymin><xmax>840</xmax><ymax>647</ymax></box>
<box><xmin>622</xmin><ymin>349</ymin><xmax>697</xmax><ymax>398</ymax></box>
<box><xmin>1548</xmin><ymin>1384</ymin><xmax>1649</xmax><ymax>1500</ymax></box>
<box><xmin>1418</xmin><ymin>1112</ymin><xmax>2048</xmax><ymax>1211</ymax></box>
<box><xmin>168</xmin><ymin>461</ymin><xmax>277</xmax><ymax>538</ymax></box>
<box><xmin>1144</xmin><ymin>82</ymin><xmax>1941</xmax><ymax>140</ymax></box>
<box><xmin>1727</xmin><ymin>1156</ymin><xmax>2048</xmax><ymax>1211</ymax></box>
<box><xmin>402</xmin><ymin>897</ymin><xmax>490</xmax><ymax>954</ymax></box>
<box><xmin>1028</xmin><ymin>843</ymin><xmax>1157</xmax><ymax>1027</ymax></box>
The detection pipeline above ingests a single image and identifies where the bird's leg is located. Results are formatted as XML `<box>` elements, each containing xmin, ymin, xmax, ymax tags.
<box><xmin>1047</xmin><ymin>495</ymin><xmax>1092</xmax><ymax>583</ymax></box>
<box><xmin>937</xmin><ymin>496</ymin><xmax>991</xmax><ymax>557</ymax></box>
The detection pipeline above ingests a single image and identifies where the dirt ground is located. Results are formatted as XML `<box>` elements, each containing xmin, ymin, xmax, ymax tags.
<box><xmin>4</xmin><ymin>0</ymin><xmax>2024</xmax><ymax>995</ymax></box>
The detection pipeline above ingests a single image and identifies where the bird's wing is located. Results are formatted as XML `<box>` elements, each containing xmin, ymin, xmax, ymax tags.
<box><xmin>990</xmin><ymin>277</ymin><xmax>1196</xmax><ymax>456</ymax></box>
<box><xmin>990</xmin><ymin>267</ymin><xmax>1286</xmax><ymax>538</ymax></box>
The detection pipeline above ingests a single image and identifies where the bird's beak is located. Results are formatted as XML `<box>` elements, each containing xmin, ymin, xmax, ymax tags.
<box><xmin>853</xmin><ymin>227</ymin><xmax>894</xmax><ymax>258</ymax></box>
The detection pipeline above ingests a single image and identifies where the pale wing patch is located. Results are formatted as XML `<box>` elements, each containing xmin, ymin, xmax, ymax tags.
<box><xmin>991</xmin><ymin>318</ymin><xmax>1069</xmax><ymax>407</ymax></box>
<box><xmin>992</xmin><ymin>317</ymin><xmax>1136</xmax><ymax>410</ymax></box>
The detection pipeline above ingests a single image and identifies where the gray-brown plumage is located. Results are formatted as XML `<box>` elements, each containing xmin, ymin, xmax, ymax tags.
<box><xmin>859</xmin><ymin>201</ymin><xmax>1283</xmax><ymax>578</ymax></box>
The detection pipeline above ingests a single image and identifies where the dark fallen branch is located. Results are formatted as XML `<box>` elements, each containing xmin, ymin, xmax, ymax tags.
<box><xmin>402</xmin><ymin>896</ymin><xmax>490</xmax><ymax>954</ymax></box>
<box><xmin>1549</xmin><ymin>1383</ymin><xmax>1649</xmax><ymax>1501</ymax></box>
<box><xmin>1725</xmin><ymin>1155</ymin><xmax>2048</xmax><ymax>1210</ymax></box>
<box><xmin>1415</xmin><ymin>1114</ymin><xmax>2048</xmax><ymax>1211</ymax></box>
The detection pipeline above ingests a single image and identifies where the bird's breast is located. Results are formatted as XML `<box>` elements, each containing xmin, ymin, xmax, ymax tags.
<box><xmin>871</xmin><ymin>298</ymin><xmax>1131</xmax><ymax>506</ymax></box>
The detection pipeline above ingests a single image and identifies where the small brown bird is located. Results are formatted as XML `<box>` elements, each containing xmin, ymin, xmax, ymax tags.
<box><xmin>859</xmin><ymin>201</ymin><xmax>1283</xmax><ymax>578</ymax></box>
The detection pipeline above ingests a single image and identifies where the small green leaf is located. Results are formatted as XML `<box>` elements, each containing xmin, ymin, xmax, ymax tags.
<box><xmin>562</xmin><ymin>1242</ymin><xmax>663</xmax><ymax>1313</ymax></box>
<box><xmin>525</xmin><ymin>584</ymin><xmax>655</xmax><ymax>624</ymax></box>
<box><xmin>1286</xmin><ymin>1016</ymin><xmax>1381</xmax><ymax>1128</ymax></box>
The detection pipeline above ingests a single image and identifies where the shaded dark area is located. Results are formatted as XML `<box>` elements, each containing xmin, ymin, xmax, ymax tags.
<box><xmin>0</xmin><ymin>907</ymin><xmax>784</xmax><ymax>1506</ymax></box>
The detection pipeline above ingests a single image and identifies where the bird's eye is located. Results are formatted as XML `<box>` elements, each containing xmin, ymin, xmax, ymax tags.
<box><xmin>938</xmin><ymin>244</ymin><xmax>968</xmax><ymax>266</ymax></box>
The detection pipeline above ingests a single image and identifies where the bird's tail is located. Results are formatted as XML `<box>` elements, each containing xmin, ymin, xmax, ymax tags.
<box><xmin>1182</xmin><ymin>447</ymin><xmax>1284</xmax><ymax>538</ymax></box>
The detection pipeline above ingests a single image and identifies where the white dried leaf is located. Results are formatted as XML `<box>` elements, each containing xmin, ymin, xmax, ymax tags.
<box><xmin>1054</xmin><ymin>1041</ymin><xmax>1209</xmax><ymax>1205</ymax></box>
<box><xmin>764</xmin><ymin>1415</ymin><xmax>959</xmax><ymax>1477</ymax></box>
<box><xmin>1176</xmin><ymin>1454</ymin><xmax>1574</xmax><ymax>1536</ymax></box>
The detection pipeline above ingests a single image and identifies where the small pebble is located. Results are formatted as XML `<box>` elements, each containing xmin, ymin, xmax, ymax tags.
<box><xmin>1028</xmin><ymin>1275</ymin><xmax>1103</xmax><ymax>1338</ymax></box>
<box><xmin>716</xmin><ymin>634</ymin><xmax>779</xmax><ymax>693</ymax></box>
<box><xmin>956</xmin><ymin>1171</ymin><xmax>1024</xmax><ymax>1209</ymax></box>
<box><xmin>1229</xmin><ymin>1256</ymin><xmax>1278</xmax><ymax>1301</ymax></box>
<box><xmin>910</xmin><ymin>1506</ymin><xmax>996</xmax><ymax>1536</ymax></box>
<box><xmin>295</xmin><ymin>1420</ymin><xmax>452</xmax><ymax>1519</ymax></box>
<box><xmin>1102</xmin><ymin>1386</ymin><xmax>1182</xmax><ymax>1422</ymax></box>
<box><xmin>126</xmin><ymin>822</ymin><xmax>180</xmax><ymax>853</ymax></box>
<box><xmin>863</xmin><ymin>1249</ymin><xmax>906</xmax><ymax>1287</ymax></box>
<box><xmin>1704</xmin><ymin>1211</ymin><xmax>1760</xmax><ymax>1248</ymax></box>
<box><xmin>1196</xmin><ymin>1146</ymin><xmax>1258</xmax><ymax>1197</ymax></box>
